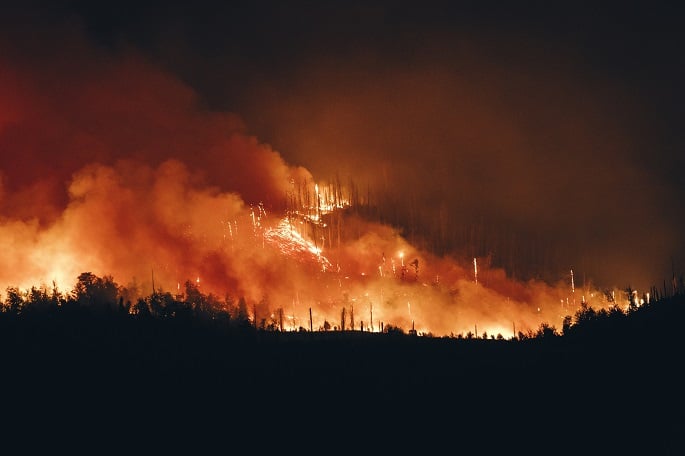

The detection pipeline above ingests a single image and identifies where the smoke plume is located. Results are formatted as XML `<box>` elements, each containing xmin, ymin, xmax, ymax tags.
<box><xmin>0</xmin><ymin>14</ymin><xmax>646</xmax><ymax>336</ymax></box>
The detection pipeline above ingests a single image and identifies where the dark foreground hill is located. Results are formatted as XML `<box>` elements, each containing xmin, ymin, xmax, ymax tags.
<box><xmin>1</xmin><ymin>297</ymin><xmax>684</xmax><ymax>454</ymax></box>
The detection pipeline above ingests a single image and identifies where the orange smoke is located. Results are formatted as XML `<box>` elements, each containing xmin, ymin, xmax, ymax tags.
<box><xmin>0</xmin><ymin>22</ymin><xmax>628</xmax><ymax>336</ymax></box>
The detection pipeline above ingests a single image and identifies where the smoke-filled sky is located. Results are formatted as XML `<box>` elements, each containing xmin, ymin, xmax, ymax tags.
<box><xmin>0</xmin><ymin>1</ymin><xmax>683</xmax><ymax>334</ymax></box>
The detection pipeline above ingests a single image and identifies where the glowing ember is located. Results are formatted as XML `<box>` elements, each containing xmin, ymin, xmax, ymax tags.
<box><xmin>263</xmin><ymin>217</ymin><xmax>333</xmax><ymax>272</ymax></box>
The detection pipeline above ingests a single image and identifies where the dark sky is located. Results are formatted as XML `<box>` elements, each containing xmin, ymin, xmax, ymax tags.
<box><xmin>2</xmin><ymin>1</ymin><xmax>684</xmax><ymax>292</ymax></box>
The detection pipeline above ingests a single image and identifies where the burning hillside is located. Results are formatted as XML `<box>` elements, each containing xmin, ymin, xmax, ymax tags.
<box><xmin>0</xmin><ymin>25</ymin><xmax>640</xmax><ymax>337</ymax></box>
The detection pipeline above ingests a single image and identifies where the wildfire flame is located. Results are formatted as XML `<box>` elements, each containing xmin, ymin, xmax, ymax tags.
<box><xmin>0</xmin><ymin>38</ymin><xmax>637</xmax><ymax>338</ymax></box>
<box><xmin>263</xmin><ymin>217</ymin><xmax>333</xmax><ymax>272</ymax></box>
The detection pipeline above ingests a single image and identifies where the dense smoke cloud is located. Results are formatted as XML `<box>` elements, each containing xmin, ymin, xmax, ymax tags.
<box><xmin>0</xmin><ymin>21</ymin><xmax>306</xmax><ymax>289</ymax></box>
<box><xmin>0</xmin><ymin>20</ymin><xmax>311</xmax><ymax>221</ymax></box>
<box><xmin>0</xmin><ymin>7</ymin><xmax>669</xmax><ymax>336</ymax></box>
<box><xmin>127</xmin><ymin>1</ymin><xmax>682</xmax><ymax>293</ymax></box>
<box><xmin>238</xmin><ymin>49</ymin><xmax>680</xmax><ymax>292</ymax></box>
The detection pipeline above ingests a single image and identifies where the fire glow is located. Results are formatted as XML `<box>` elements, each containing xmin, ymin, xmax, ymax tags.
<box><xmin>1</xmin><ymin>165</ymin><xmax>629</xmax><ymax>337</ymax></box>
<box><xmin>1</xmin><ymin>172</ymin><xmax>633</xmax><ymax>336</ymax></box>
<box><xmin>0</xmin><ymin>45</ymin><xmax>634</xmax><ymax>338</ymax></box>
<box><xmin>263</xmin><ymin>217</ymin><xmax>333</xmax><ymax>272</ymax></box>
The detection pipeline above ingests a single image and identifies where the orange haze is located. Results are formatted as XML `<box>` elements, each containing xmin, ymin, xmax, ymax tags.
<box><xmin>0</xmin><ymin>20</ymin><xmax>636</xmax><ymax>336</ymax></box>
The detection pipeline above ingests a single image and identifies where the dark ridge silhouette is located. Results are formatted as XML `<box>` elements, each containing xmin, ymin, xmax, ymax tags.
<box><xmin>1</xmin><ymin>273</ymin><xmax>683</xmax><ymax>453</ymax></box>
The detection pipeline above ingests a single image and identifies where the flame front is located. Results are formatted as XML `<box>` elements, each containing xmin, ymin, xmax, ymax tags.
<box><xmin>263</xmin><ymin>217</ymin><xmax>333</xmax><ymax>272</ymax></box>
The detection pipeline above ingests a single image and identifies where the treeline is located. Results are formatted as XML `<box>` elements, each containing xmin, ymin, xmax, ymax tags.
<box><xmin>1</xmin><ymin>271</ymin><xmax>404</xmax><ymax>335</ymax></box>
<box><xmin>1</xmin><ymin>272</ymin><xmax>253</xmax><ymax>329</ymax></box>
<box><xmin>3</xmin><ymin>271</ymin><xmax>685</xmax><ymax>343</ymax></box>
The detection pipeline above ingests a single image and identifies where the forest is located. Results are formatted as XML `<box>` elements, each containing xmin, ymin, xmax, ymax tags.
<box><xmin>0</xmin><ymin>271</ymin><xmax>683</xmax><ymax>453</ymax></box>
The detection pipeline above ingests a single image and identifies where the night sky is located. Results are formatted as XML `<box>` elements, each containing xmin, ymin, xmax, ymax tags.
<box><xmin>1</xmin><ymin>1</ymin><xmax>684</xmax><ymax>293</ymax></box>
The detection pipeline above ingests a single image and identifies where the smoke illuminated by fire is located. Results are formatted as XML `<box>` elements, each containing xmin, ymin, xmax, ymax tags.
<box><xmin>0</xmin><ymin>22</ymin><xmax>644</xmax><ymax>337</ymax></box>
<box><xmin>0</xmin><ymin>155</ymin><xmax>628</xmax><ymax>336</ymax></box>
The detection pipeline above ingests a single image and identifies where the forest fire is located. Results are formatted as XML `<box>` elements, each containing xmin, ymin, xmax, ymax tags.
<box><xmin>3</xmin><ymin>6</ymin><xmax>685</xmax><ymax>455</ymax></box>
<box><xmin>0</xmin><ymin>28</ymin><xmax>652</xmax><ymax>338</ymax></box>
<box><xmin>263</xmin><ymin>217</ymin><xmax>333</xmax><ymax>272</ymax></box>
<box><xmin>0</xmin><ymin>157</ymin><xmax>633</xmax><ymax>337</ymax></box>
<box><xmin>2</xmin><ymin>167</ymin><xmax>632</xmax><ymax>338</ymax></box>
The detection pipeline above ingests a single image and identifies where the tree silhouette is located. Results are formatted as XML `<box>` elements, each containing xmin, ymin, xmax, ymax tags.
<box><xmin>384</xmin><ymin>324</ymin><xmax>405</xmax><ymax>335</ymax></box>
<box><xmin>3</xmin><ymin>287</ymin><xmax>24</xmax><ymax>313</ymax></box>
<box><xmin>25</xmin><ymin>286</ymin><xmax>57</xmax><ymax>314</ymax></box>
<box><xmin>535</xmin><ymin>323</ymin><xmax>558</xmax><ymax>338</ymax></box>
<box><xmin>562</xmin><ymin>315</ymin><xmax>573</xmax><ymax>334</ymax></box>
<box><xmin>73</xmin><ymin>272</ymin><xmax>119</xmax><ymax>312</ymax></box>
<box><xmin>132</xmin><ymin>298</ymin><xmax>151</xmax><ymax>317</ymax></box>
